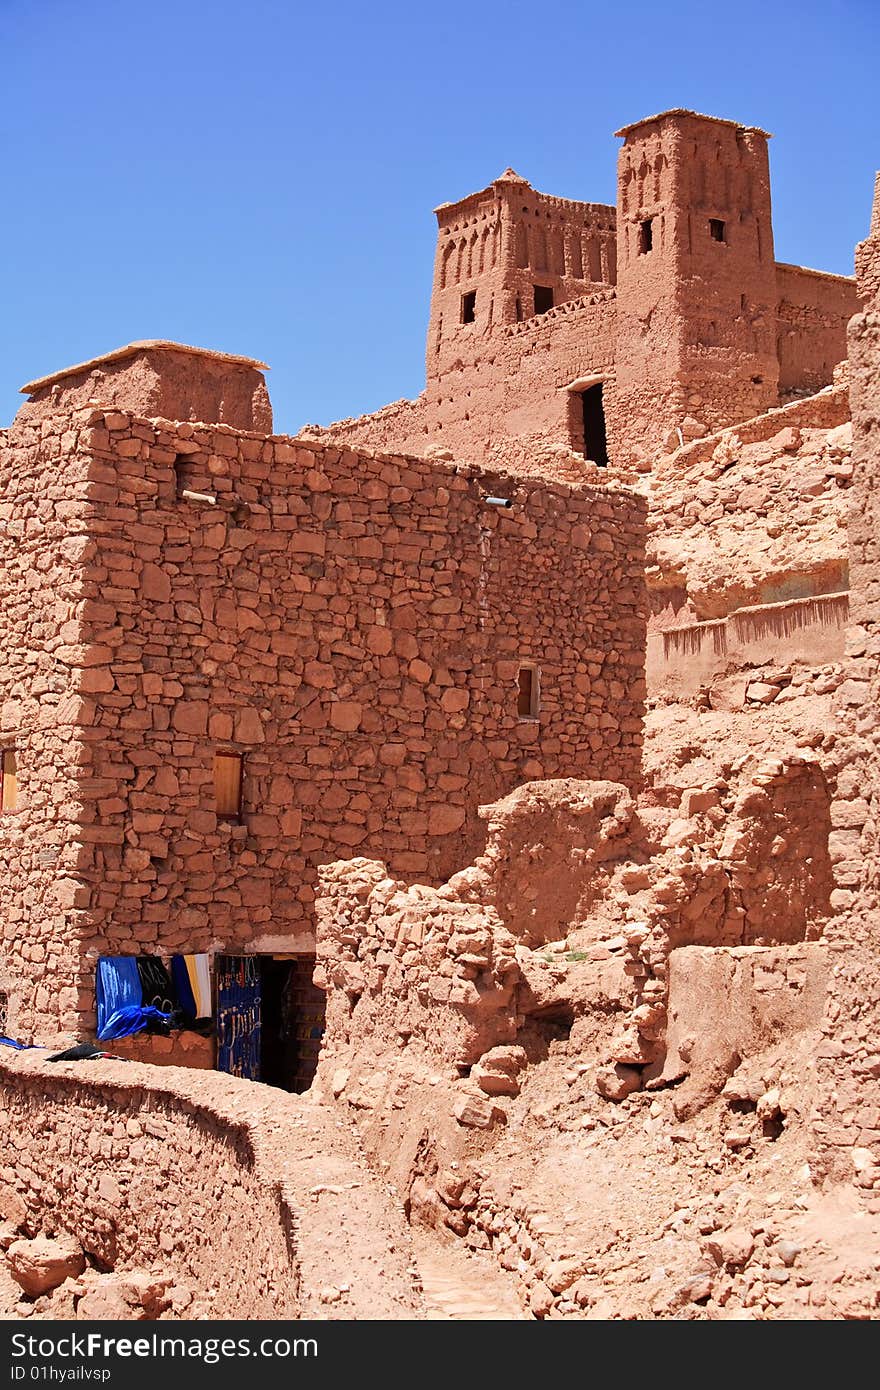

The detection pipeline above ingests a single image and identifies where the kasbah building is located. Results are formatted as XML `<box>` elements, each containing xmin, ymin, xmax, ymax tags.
<box><xmin>0</xmin><ymin>107</ymin><xmax>879</xmax><ymax>1320</ymax></box>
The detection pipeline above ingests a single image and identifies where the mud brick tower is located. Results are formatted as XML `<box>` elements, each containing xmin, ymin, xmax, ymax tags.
<box><xmin>614</xmin><ymin>110</ymin><xmax>779</xmax><ymax>460</ymax></box>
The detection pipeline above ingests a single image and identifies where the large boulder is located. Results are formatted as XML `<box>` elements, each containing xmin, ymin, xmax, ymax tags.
<box><xmin>6</xmin><ymin>1234</ymin><xmax>85</xmax><ymax>1296</ymax></box>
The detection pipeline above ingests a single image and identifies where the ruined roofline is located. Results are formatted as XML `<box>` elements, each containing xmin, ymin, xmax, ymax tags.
<box><xmin>776</xmin><ymin>261</ymin><xmax>857</xmax><ymax>286</ymax></box>
<box><xmin>614</xmin><ymin>108</ymin><xmax>772</xmax><ymax>140</ymax></box>
<box><xmin>20</xmin><ymin>339</ymin><xmax>270</xmax><ymax>396</ymax></box>
<box><xmin>434</xmin><ymin>179</ymin><xmax>616</xmax><ymax>223</ymax></box>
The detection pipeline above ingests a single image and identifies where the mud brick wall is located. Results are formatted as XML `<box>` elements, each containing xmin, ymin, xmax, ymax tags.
<box><xmin>305</xmin><ymin>293</ymin><xmax>619</xmax><ymax>473</ymax></box>
<box><xmin>0</xmin><ymin>1052</ymin><xmax>300</xmax><ymax>1317</ymax></box>
<box><xmin>811</xmin><ymin>184</ymin><xmax>878</xmax><ymax>1184</ymax></box>
<box><xmin>813</xmin><ymin>190</ymin><xmax>880</xmax><ymax>1189</ymax></box>
<box><xmin>0</xmin><ymin>406</ymin><xmax>646</xmax><ymax>1037</ymax></box>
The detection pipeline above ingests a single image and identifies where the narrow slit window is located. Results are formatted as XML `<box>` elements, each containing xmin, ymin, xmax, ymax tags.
<box><xmin>175</xmin><ymin>455</ymin><xmax>216</xmax><ymax>503</ymax></box>
<box><xmin>515</xmin><ymin>297</ymin><xmax>523</xmax><ymax>322</ymax></box>
<box><xmin>1</xmin><ymin>750</ymin><xmax>18</xmax><ymax>813</ymax></box>
<box><xmin>214</xmin><ymin>753</ymin><xmax>243</xmax><ymax>820</ymax></box>
<box><xmin>709</xmin><ymin>218</ymin><xmax>726</xmax><ymax>243</ymax></box>
<box><xmin>461</xmin><ymin>291</ymin><xmax>476</xmax><ymax>324</ymax></box>
<box><xmin>638</xmin><ymin>218</ymin><xmax>653</xmax><ymax>255</ymax></box>
<box><xmin>533</xmin><ymin>284</ymin><xmax>554</xmax><ymax>315</ymax></box>
<box><xmin>517</xmin><ymin>666</ymin><xmax>540</xmax><ymax>719</ymax></box>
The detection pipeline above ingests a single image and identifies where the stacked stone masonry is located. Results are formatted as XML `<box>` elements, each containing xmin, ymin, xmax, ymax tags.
<box><xmin>0</xmin><ymin>400</ymin><xmax>646</xmax><ymax>1041</ymax></box>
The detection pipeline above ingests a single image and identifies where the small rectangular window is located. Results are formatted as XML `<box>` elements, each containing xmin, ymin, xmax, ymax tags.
<box><xmin>533</xmin><ymin>285</ymin><xmax>554</xmax><ymax>315</ymax></box>
<box><xmin>1</xmin><ymin>750</ymin><xmax>18</xmax><ymax>812</ymax></box>
<box><xmin>709</xmin><ymin>219</ymin><xmax>726</xmax><ymax>243</ymax></box>
<box><xmin>214</xmin><ymin>753</ymin><xmax>243</xmax><ymax>820</ymax></box>
<box><xmin>517</xmin><ymin>666</ymin><xmax>540</xmax><ymax>719</ymax></box>
<box><xmin>515</xmin><ymin>297</ymin><xmax>523</xmax><ymax>322</ymax></box>
<box><xmin>638</xmin><ymin>219</ymin><xmax>653</xmax><ymax>255</ymax></box>
<box><xmin>461</xmin><ymin>291</ymin><xmax>476</xmax><ymax>324</ymax></box>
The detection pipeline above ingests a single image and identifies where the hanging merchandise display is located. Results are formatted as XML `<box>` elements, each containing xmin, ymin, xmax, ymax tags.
<box><xmin>216</xmin><ymin>955</ymin><xmax>262</xmax><ymax>1081</ymax></box>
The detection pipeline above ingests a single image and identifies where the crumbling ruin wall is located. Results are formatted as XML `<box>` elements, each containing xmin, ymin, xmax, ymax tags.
<box><xmin>313</xmin><ymin>765</ymin><xmax>837</xmax><ymax>1312</ymax></box>
<box><xmin>775</xmin><ymin>265</ymin><xmax>859</xmax><ymax>398</ymax></box>
<box><xmin>314</xmin><ymin>780</ymin><xmax>637</xmax><ymax>1072</ymax></box>
<box><xmin>813</xmin><ymin>177</ymin><xmax>880</xmax><ymax>1189</ymax></box>
<box><xmin>0</xmin><ymin>404</ymin><xmax>646</xmax><ymax>1038</ymax></box>
<box><xmin>663</xmin><ymin>944</ymin><xmax>828</xmax><ymax>1099</ymax></box>
<box><xmin>0</xmin><ymin>1052</ymin><xmax>300</xmax><ymax>1318</ymax></box>
<box><xmin>645</xmin><ymin>389</ymin><xmax>850</xmax><ymax>636</ymax></box>
<box><xmin>647</xmin><ymin>594</ymin><xmax>850</xmax><ymax>698</ymax></box>
<box><xmin>315</xmin><ymin>762</ymin><xmax>834</xmax><ymax>1114</ymax></box>
<box><xmin>0</xmin><ymin>416</ymin><xmax>93</xmax><ymax>1042</ymax></box>
<box><xmin>302</xmin><ymin>394</ymin><xmax>430</xmax><ymax>459</ymax></box>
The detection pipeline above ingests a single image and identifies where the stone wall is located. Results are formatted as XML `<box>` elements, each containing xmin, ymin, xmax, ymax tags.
<box><xmin>0</xmin><ymin>416</ymin><xmax>94</xmax><ymax>1041</ymax></box>
<box><xmin>775</xmin><ymin>265</ymin><xmax>859</xmax><ymax>398</ymax></box>
<box><xmin>0</xmin><ymin>405</ymin><xmax>646</xmax><ymax>1038</ymax></box>
<box><xmin>301</xmin><ymin>394</ymin><xmax>429</xmax><ymax>460</ymax></box>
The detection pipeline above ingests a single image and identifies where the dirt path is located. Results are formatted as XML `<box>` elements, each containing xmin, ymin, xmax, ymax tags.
<box><xmin>411</xmin><ymin>1231</ymin><xmax>526</xmax><ymax>1320</ymax></box>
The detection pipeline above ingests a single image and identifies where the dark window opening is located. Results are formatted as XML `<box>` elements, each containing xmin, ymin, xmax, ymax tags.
<box><xmin>580</xmin><ymin>383</ymin><xmax>609</xmax><ymax>467</ymax></box>
<box><xmin>751</xmin><ymin>375</ymin><xmax>764</xmax><ymax>385</ymax></box>
<box><xmin>517</xmin><ymin>665</ymin><xmax>539</xmax><ymax>719</ymax></box>
<box><xmin>461</xmin><ymin>290</ymin><xmax>476</xmax><ymax>324</ymax></box>
<box><xmin>214</xmin><ymin>752</ymin><xmax>243</xmax><ymax>820</ymax></box>
<box><xmin>515</xmin><ymin>297</ymin><xmax>523</xmax><ymax>322</ymax></box>
<box><xmin>533</xmin><ymin>284</ymin><xmax>554</xmax><ymax>315</ymax></box>
<box><xmin>174</xmin><ymin>454</ymin><xmax>215</xmax><ymax>502</ymax></box>
<box><xmin>709</xmin><ymin>218</ymin><xmax>726</xmax><ymax>243</ymax></box>
<box><xmin>0</xmin><ymin>990</ymin><xmax>8</xmax><ymax>1036</ymax></box>
<box><xmin>638</xmin><ymin>218</ymin><xmax>653</xmax><ymax>255</ymax></box>
<box><xmin>1</xmin><ymin>749</ymin><xmax>17</xmax><ymax>813</ymax></box>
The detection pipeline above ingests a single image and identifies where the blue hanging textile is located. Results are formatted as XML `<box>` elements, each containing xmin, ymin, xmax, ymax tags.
<box><xmin>96</xmin><ymin>957</ymin><xmax>170</xmax><ymax>1041</ymax></box>
<box><xmin>0</xmin><ymin>1037</ymin><xmax>30</xmax><ymax>1050</ymax></box>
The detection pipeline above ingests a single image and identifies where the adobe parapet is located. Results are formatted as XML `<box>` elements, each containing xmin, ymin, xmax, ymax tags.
<box><xmin>17</xmin><ymin>339</ymin><xmax>273</xmax><ymax>433</ymax></box>
<box><xmin>614</xmin><ymin>108</ymin><xmax>772</xmax><ymax>140</ymax></box>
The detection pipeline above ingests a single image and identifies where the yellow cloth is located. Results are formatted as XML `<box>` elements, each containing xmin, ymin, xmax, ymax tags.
<box><xmin>185</xmin><ymin>953</ymin><xmax>212</xmax><ymax>1018</ymax></box>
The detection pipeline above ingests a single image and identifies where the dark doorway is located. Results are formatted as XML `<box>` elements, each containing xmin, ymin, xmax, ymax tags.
<box><xmin>216</xmin><ymin>954</ymin><xmax>325</xmax><ymax>1093</ymax></box>
<box><xmin>580</xmin><ymin>383</ymin><xmax>609</xmax><ymax>467</ymax></box>
<box><xmin>261</xmin><ymin>955</ymin><xmax>325</xmax><ymax>1093</ymax></box>
<box><xmin>533</xmin><ymin>284</ymin><xmax>554</xmax><ymax>315</ymax></box>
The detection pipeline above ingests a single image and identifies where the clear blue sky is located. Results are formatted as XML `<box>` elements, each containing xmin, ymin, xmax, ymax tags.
<box><xmin>1</xmin><ymin>0</ymin><xmax>878</xmax><ymax>433</ymax></box>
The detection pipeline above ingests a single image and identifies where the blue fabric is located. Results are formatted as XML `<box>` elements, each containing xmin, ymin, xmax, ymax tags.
<box><xmin>171</xmin><ymin>955</ymin><xmax>198</xmax><ymax>1021</ymax></box>
<box><xmin>97</xmin><ymin>1003</ymin><xmax>170</xmax><ymax>1041</ymax></box>
<box><xmin>0</xmin><ymin>1036</ymin><xmax>28</xmax><ymax>1050</ymax></box>
<box><xmin>96</xmin><ymin>957</ymin><xmax>169</xmax><ymax>1041</ymax></box>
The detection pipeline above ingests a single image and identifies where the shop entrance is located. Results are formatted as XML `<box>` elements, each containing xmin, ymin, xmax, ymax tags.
<box><xmin>216</xmin><ymin>953</ymin><xmax>325</xmax><ymax>1092</ymax></box>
